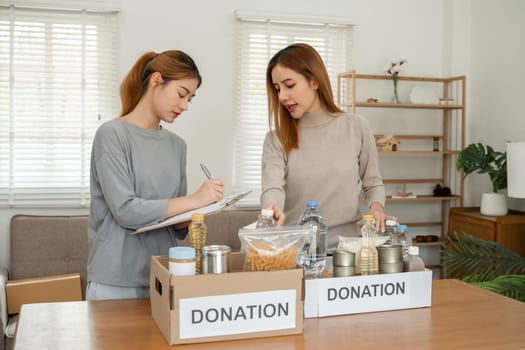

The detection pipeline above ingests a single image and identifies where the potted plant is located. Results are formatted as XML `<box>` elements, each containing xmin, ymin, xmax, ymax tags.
<box><xmin>456</xmin><ymin>142</ymin><xmax>507</xmax><ymax>216</ymax></box>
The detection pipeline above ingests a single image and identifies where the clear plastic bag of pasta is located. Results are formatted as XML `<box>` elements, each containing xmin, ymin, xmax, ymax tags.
<box><xmin>238</xmin><ymin>226</ymin><xmax>312</xmax><ymax>272</ymax></box>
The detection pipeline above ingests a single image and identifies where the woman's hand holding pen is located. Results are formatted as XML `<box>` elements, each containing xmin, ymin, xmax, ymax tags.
<box><xmin>194</xmin><ymin>179</ymin><xmax>224</xmax><ymax>206</ymax></box>
<box><xmin>195</xmin><ymin>163</ymin><xmax>224</xmax><ymax>206</ymax></box>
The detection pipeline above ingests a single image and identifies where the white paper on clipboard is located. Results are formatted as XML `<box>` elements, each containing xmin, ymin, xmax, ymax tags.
<box><xmin>132</xmin><ymin>190</ymin><xmax>252</xmax><ymax>235</ymax></box>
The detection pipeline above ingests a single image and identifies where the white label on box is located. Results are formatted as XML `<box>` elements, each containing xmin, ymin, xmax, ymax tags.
<box><xmin>179</xmin><ymin>289</ymin><xmax>297</xmax><ymax>339</ymax></box>
<box><xmin>307</xmin><ymin>270</ymin><xmax>431</xmax><ymax>317</ymax></box>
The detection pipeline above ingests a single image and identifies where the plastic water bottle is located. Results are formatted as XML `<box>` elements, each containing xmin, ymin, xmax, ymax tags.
<box><xmin>255</xmin><ymin>208</ymin><xmax>276</xmax><ymax>228</ymax></box>
<box><xmin>404</xmin><ymin>246</ymin><xmax>425</xmax><ymax>272</ymax></box>
<box><xmin>188</xmin><ymin>213</ymin><xmax>207</xmax><ymax>274</ymax></box>
<box><xmin>297</xmin><ymin>200</ymin><xmax>328</xmax><ymax>279</ymax></box>
<box><xmin>359</xmin><ymin>214</ymin><xmax>379</xmax><ymax>275</ymax></box>
<box><xmin>392</xmin><ymin>224</ymin><xmax>412</xmax><ymax>259</ymax></box>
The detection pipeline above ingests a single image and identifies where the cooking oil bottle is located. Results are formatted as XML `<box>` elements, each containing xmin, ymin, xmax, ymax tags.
<box><xmin>188</xmin><ymin>213</ymin><xmax>207</xmax><ymax>274</ymax></box>
<box><xmin>359</xmin><ymin>214</ymin><xmax>379</xmax><ymax>275</ymax></box>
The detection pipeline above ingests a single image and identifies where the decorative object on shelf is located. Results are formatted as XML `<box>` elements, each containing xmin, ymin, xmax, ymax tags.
<box><xmin>366</xmin><ymin>97</ymin><xmax>378</xmax><ymax>103</ymax></box>
<box><xmin>376</xmin><ymin>135</ymin><xmax>400</xmax><ymax>151</ymax></box>
<box><xmin>433</xmin><ymin>184</ymin><xmax>451</xmax><ymax>197</ymax></box>
<box><xmin>433</xmin><ymin>137</ymin><xmax>440</xmax><ymax>151</ymax></box>
<box><xmin>506</xmin><ymin>141</ymin><xmax>525</xmax><ymax>199</ymax></box>
<box><xmin>384</xmin><ymin>56</ymin><xmax>407</xmax><ymax>103</ymax></box>
<box><xmin>415</xmin><ymin>235</ymin><xmax>439</xmax><ymax>243</ymax></box>
<box><xmin>409</xmin><ymin>86</ymin><xmax>439</xmax><ymax>104</ymax></box>
<box><xmin>439</xmin><ymin>97</ymin><xmax>455</xmax><ymax>105</ymax></box>
<box><xmin>442</xmin><ymin>232</ymin><xmax>525</xmax><ymax>302</ymax></box>
<box><xmin>456</xmin><ymin>143</ymin><xmax>507</xmax><ymax>216</ymax></box>
<box><xmin>396</xmin><ymin>184</ymin><xmax>414</xmax><ymax>198</ymax></box>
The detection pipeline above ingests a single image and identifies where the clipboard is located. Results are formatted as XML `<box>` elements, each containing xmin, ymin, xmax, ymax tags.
<box><xmin>132</xmin><ymin>190</ymin><xmax>252</xmax><ymax>235</ymax></box>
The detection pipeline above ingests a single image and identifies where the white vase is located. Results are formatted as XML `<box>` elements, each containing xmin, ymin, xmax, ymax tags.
<box><xmin>480</xmin><ymin>192</ymin><xmax>508</xmax><ymax>216</ymax></box>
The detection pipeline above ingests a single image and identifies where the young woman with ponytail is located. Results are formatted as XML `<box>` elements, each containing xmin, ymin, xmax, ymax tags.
<box><xmin>86</xmin><ymin>50</ymin><xmax>224</xmax><ymax>300</ymax></box>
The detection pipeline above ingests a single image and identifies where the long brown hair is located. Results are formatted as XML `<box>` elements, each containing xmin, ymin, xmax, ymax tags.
<box><xmin>120</xmin><ymin>50</ymin><xmax>202</xmax><ymax>116</ymax></box>
<box><xmin>266</xmin><ymin>43</ymin><xmax>342</xmax><ymax>154</ymax></box>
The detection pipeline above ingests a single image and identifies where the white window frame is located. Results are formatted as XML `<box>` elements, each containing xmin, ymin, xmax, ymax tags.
<box><xmin>0</xmin><ymin>2</ymin><xmax>119</xmax><ymax>207</ymax></box>
<box><xmin>233</xmin><ymin>11</ymin><xmax>355</xmax><ymax>206</ymax></box>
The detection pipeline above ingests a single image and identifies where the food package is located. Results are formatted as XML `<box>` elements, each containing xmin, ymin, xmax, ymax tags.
<box><xmin>238</xmin><ymin>226</ymin><xmax>312</xmax><ymax>271</ymax></box>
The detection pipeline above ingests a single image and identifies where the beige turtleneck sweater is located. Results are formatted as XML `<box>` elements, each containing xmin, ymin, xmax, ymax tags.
<box><xmin>261</xmin><ymin>109</ymin><xmax>385</xmax><ymax>247</ymax></box>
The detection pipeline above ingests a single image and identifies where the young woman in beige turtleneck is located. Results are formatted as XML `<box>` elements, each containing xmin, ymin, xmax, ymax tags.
<box><xmin>261</xmin><ymin>43</ymin><xmax>395</xmax><ymax>247</ymax></box>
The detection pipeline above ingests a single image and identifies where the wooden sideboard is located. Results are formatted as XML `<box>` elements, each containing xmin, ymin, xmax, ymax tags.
<box><xmin>448</xmin><ymin>206</ymin><xmax>525</xmax><ymax>257</ymax></box>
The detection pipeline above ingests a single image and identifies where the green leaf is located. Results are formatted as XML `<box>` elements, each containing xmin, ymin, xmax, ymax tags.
<box><xmin>456</xmin><ymin>143</ymin><xmax>507</xmax><ymax>192</ymax></box>
<box><xmin>470</xmin><ymin>275</ymin><xmax>525</xmax><ymax>303</ymax></box>
<box><xmin>442</xmin><ymin>232</ymin><xmax>525</xmax><ymax>282</ymax></box>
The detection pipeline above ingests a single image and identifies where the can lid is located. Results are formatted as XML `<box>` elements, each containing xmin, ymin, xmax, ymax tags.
<box><xmin>191</xmin><ymin>213</ymin><xmax>204</xmax><ymax>221</ymax></box>
<box><xmin>169</xmin><ymin>246</ymin><xmax>195</xmax><ymax>259</ymax></box>
<box><xmin>202</xmin><ymin>245</ymin><xmax>231</xmax><ymax>255</ymax></box>
<box><xmin>362</xmin><ymin>214</ymin><xmax>374</xmax><ymax>221</ymax></box>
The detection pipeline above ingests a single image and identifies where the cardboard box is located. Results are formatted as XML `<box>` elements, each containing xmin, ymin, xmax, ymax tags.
<box><xmin>6</xmin><ymin>273</ymin><xmax>82</xmax><ymax>315</ymax></box>
<box><xmin>150</xmin><ymin>254</ymin><xmax>304</xmax><ymax>345</ymax></box>
<box><xmin>304</xmin><ymin>269</ymin><xmax>432</xmax><ymax>318</ymax></box>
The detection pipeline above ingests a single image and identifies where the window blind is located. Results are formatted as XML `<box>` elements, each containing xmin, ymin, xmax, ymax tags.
<box><xmin>0</xmin><ymin>4</ymin><xmax>119</xmax><ymax>207</ymax></box>
<box><xmin>233</xmin><ymin>13</ymin><xmax>354</xmax><ymax>205</ymax></box>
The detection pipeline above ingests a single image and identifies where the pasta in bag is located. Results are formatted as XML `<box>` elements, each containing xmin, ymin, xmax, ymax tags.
<box><xmin>238</xmin><ymin>226</ymin><xmax>312</xmax><ymax>271</ymax></box>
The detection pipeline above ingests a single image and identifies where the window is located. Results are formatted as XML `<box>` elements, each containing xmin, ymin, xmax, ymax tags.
<box><xmin>0</xmin><ymin>2</ymin><xmax>119</xmax><ymax>207</ymax></box>
<box><xmin>233</xmin><ymin>11</ymin><xmax>354</xmax><ymax>205</ymax></box>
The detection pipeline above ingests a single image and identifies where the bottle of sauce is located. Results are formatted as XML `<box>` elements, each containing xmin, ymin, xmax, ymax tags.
<box><xmin>404</xmin><ymin>246</ymin><xmax>425</xmax><ymax>272</ymax></box>
<box><xmin>188</xmin><ymin>213</ymin><xmax>207</xmax><ymax>274</ymax></box>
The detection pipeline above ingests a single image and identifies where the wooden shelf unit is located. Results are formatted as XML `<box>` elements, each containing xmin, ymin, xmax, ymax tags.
<box><xmin>339</xmin><ymin>72</ymin><xmax>466</xmax><ymax>277</ymax></box>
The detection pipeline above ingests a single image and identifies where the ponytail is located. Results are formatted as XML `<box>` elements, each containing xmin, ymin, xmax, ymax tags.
<box><xmin>119</xmin><ymin>50</ymin><xmax>201</xmax><ymax>116</ymax></box>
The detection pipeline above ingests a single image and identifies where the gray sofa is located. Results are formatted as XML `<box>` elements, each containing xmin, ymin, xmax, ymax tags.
<box><xmin>0</xmin><ymin>209</ymin><xmax>258</xmax><ymax>350</ymax></box>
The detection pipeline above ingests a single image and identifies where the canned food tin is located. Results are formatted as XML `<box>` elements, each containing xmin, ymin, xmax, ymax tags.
<box><xmin>379</xmin><ymin>262</ymin><xmax>404</xmax><ymax>274</ymax></box>
<box><xmin>332</xmin><ymin>250</ymin><xmax>356</xmax><ymax>267</ymax></box>
<box><xmin>202</xmin><ymin>245</ymin><xmax>231</xmax><ymax>274</ymax></box>
<box><xmin>377</xmin><ymin>244</ymin><xmax>403</xmax><ymax>263</ymax></box>
<box><xmin>333</xmin><ymin>265</ymin><xmax>355</xmax><ymax>277</ymax></box>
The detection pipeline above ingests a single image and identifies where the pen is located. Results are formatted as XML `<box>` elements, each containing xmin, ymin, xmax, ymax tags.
<box><xmin>200</xmin><ymin>163</ymin><xmax>212</xmax><ymax>179</ymax></box>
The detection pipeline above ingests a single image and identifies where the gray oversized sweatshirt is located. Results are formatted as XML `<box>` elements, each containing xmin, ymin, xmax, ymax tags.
<box><xmin>88</xmin><ymin>118</ymin><xmax>188</xmax><ymax>287</ymax></box>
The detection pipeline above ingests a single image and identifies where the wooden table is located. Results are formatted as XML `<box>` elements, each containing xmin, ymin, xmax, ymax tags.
<box><xmin>14</xmin><ymin>279</ymin><xmax>525</xmax><ymax>349</ymax></box>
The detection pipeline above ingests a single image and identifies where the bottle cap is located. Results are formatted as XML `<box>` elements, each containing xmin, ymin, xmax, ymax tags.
<box><xmin>306</xmin><ymin>200</ymin><xmax>318</xmax><ymax>207</ymax></box>
<box><xmin>408</xmin><ymin>246</ymin><xmax>419</xmax><ymax>255</ymax></box>
<box><xmin>169</xmin><ymin>246</ymin><xmax>196</xmax><ymax>259</ymax></box>
<box><xmin>386</xmin><ymin>219</ymin><xmax>398</xmax><ymax>226</ymax></box>
<box><xmin>261</xmin><ymin>208</ymin><xmax>274</xmax><ymax>217</ymax></box>
<box><xmin>396</xmin><ymin>224</ymin><xmax>407</xmax><ymax>231</ymax></box>
<box><xmin>191</xmin><ymin>213</ymin><xmax>204</xmax><ymax>221</ymax></box>
<box><xmin>362</xmin><ymin>214</ymin><xmax>374</xmax><ymax>221</ymax></box>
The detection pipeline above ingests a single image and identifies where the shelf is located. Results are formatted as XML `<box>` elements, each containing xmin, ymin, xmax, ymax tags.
<box><xmin>384</xmin><ymin>179</ymin><xmax>443</xmax><ymax>184</ymax></box>
<box><xmin>404</xmin><ymin>221</ymin><xmax>442</xmax><ymax>227</ymax></box>
<box><xmin>352</xmin><ymin>102</ymin><xmax>463</xmax><ymax>109</ymax></box>
<box><xmin>378</xmin><ymin>150</ymin><xmax>459</xmax><ymax>155</ymax></box>
<box><xmin>413</xmin><ymin>240</ymin><xmax>447</xmax><ymax>247</ymax></box>
<box><xmin>426</xmin><ymin>264</ymin><xmax>443</xmax><ymax>270</ymax></box>
<box><xmin>339</xmin><ymin>71</ymin><xmax>466</xmax><ymax>279</ymax></box>
<box><xmin>376</xmin><ymin>134</ymin><xmax>443</xmax><ymax>140</ymax></box>
<box><xmin>386</xmin><ymin>195</ymin><xmax>461</xmax><ymax>202</ymax></box>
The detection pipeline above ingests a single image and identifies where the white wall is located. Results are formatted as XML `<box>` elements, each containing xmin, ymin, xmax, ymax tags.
<box><xmin>1</xmin><ymin>0</ymin><xmax>524</xmax><ymax>269</ymax></box>
<box><xmin>466</xmin><ymin>0</ymin><xmax>525</xmax><ymax>211</ymax></box>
